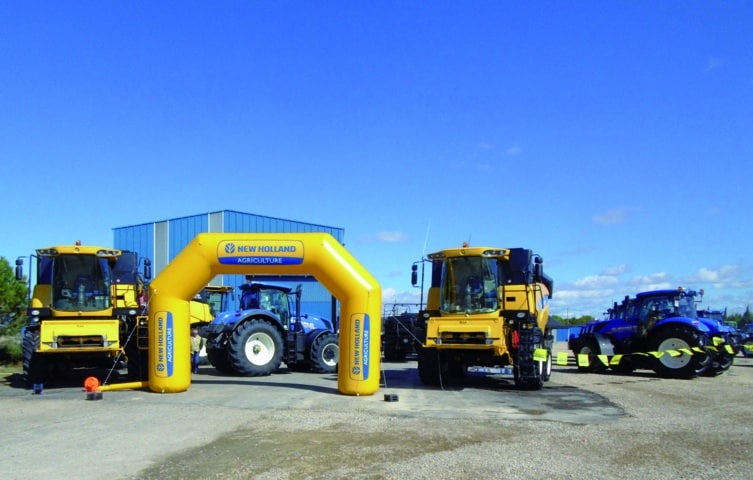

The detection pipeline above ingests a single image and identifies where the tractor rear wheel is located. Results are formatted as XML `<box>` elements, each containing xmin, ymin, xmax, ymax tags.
<box><xmin>228</xmin><ymin>320</ymin><xmax>284</xmax><ymax>376</ymax></box>
<box><xmin>649</xmin><ymin>325</ymin><xmax>710</xmax><ymax>379</ymax></box>
<box><xmin>310</xmin><ymin>333</ymin><xmax>339</xmax><ymax>373</ymax></box>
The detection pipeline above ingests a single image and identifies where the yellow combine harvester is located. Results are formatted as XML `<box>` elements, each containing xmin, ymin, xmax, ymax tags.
<box><xmin>413</xmin><ymin>244</ymin><xmax>554</xmax><ymax>390</ymax></box>
<box><xmin>15</xmin><ymin>241</ymin><xmax>213</xmax><ymax>387</ymax></box>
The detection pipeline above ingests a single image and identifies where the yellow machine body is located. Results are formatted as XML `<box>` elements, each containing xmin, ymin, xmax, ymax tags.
<box><xmin>415</xmin><ymin>245</ymin><xmax>553</xmax><ymax>390</ymax></box>
<box><xmin>26</xmin><ymin>244</ymin><xmax>133</xmax><ymax>358</ymax></box>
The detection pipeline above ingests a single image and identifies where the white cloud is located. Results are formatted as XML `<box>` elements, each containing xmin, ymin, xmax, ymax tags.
<box><xmin>706</xmin><ymin>57</ymin><xmax>726</xmax><ymax>72</ymax></box>
<box><xmin>593</xmin><ymin>207</ymin><xmax>629</xmax><ymax>225</ymax></box>
<box><xmin>505</xmin><ymin>146</ymin><xmax>523</xmax><ymax>156</ymax></box>
<box><xmin>601</xmin><ymin>264</ymin><xmax>628</xmax><ymax>276</ymax></box>
<box><xmin>683</xmin><ymin>264</ymin><xmax>741</xmax><ymax>288</ymax></box>
<box><xmin>554</xmin><ymin>288</ymin><xmax>618</xmax><ymax>301</ymax></box>
<box><xmin>376</xmin><ymin>231</ymin><xmax>411</xmax><ymax>243</ymax></box>
<box><xmin>574</xmin><ymin>275</ymin><xmax>620</xmax><ymax>289</ymax></box>
<box><xmin>381</xmin><ymin>287</ymin><xmax>422</xmax><ymax>306</ymax></box>
<box><xmin>627</xmin><ymin>272</ymin><xmax>673</xmax><ymax>291</ymax></box>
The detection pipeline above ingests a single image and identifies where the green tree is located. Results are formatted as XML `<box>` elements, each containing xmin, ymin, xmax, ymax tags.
<box><xmin>0</xmin><ymin>256</ymin><xmax>28</xmax><ymax>334</ymax></box>
<box><xmin>550</xmin><ymin>314</ymin><xmax>594</xmax><ymax>326</ymax></box>
<box><xmin>726</xmin><ymin>313</ymin><xmax>742</xmax><ymax>328</ymax></box>
<box><xmin>0</xmin><ymin>256</ymin><xmax>27</xmax><ymax>363</ymax></box>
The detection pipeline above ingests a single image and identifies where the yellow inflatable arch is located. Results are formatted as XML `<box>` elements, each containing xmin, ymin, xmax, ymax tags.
<box><xmin>145</xmin><ymin>232</ymin><xmax>381</xmax><ymax>395</ymax></box>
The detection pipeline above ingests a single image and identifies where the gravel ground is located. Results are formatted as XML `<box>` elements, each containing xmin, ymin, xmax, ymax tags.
<box><xmin>1</xmin><ymin>348</ymin><xmax>752</xmax><ymax>480</ymax></box>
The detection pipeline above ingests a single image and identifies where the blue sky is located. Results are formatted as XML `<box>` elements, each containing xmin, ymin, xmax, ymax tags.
<box><xmin>2</xmin><ymin>1</ymin><xmax>752</xmax><ymax>317</ymax></box>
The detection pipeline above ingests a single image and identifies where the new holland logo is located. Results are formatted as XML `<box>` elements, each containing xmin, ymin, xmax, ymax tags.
<box><xmin>349</xmin><ymin>314</ymin><xmax>370</xmax><ymax>381</ymax></box>
<box><xmin>217</xmin><ymin>239</ymin><xmax>304</xmax><ymax>265</ymax></box>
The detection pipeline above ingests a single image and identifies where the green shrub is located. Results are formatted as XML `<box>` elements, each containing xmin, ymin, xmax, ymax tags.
<box><xmin>0</xmin><ymin>334</ymin><xmax>22</xmax><ymax>364</ymax></box>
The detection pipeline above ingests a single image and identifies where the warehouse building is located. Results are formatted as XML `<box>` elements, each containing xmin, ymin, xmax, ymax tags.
<box><xmin>113</xmin><ymin>210</ymin><xmax>344</xmax><ymax>320</ymax></box>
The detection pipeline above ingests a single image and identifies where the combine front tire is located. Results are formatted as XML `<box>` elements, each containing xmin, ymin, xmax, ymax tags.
<box><xmin>417</xmin><ymin>347</ymin><xmax>447</xmax><ymax>387</ymax></box>
<box><xmin>22</xmin><ymin>329</ymin><xmax>48</xmax><ymax>388</ymax></box>
<box><xmin>228</xmin><ymin>320</ymin><xmax>284</xmax><ymax>376</ymax></box>
<box><xmin>310</xmin><ymin>333</ymin><xmax>339</xmax><ymax>373</ymax></box>
<box><xmin>649</xmin><ymin>325</ymin><xmax>710</xmax><ymax>379</ymax></box>
<box><xmin>125</xmin><ymin>344</ymin><xmax>148</xmax><ymax>381</ymax></box>
<box><xmin>514</xmin><ymin>327</ymin><xmax>544</xmax><ymax>390</ymax></box>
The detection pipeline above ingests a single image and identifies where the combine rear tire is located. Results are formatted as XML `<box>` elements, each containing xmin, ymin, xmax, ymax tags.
<box><xmin>22</xmin><ymin>330</ymin><xmax>48</xmax><ymax>388</ymax></box>
<box><xmin>649</xmin><ymin>325</ymin><xmax>710</xmax><ymax>379</ymax></box>
<box><xmin>228</xmin><ymin>320</ymin><xmax>284</xmax><ymax>376</ymax></box>
<box><xmin>310</xmin><ymin>333</ymin><xmax>339</xmax><ymax>373</ymax></box>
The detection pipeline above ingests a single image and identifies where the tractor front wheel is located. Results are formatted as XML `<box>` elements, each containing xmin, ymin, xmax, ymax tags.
<box><xmin>576</xmin><ymin>338</ymin><xmax>607</xmax><ymax>373</ymax></box>
<box><xmin>310</xmin><ymin>333</ymin><xmax>339</xmax><ymax>373</ymax></box>
<box><xmin>206</xmin><ymin>344</ymin><xmax>235</xmax><ymax>374</ymax></box>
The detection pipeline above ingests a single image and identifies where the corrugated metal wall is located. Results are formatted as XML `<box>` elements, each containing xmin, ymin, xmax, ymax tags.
<box><xmin>113</xmin><ymin>222</ymin><xmax>153</xmax><ymax>265</ymax></box>
<box><xmin>112</xmin><ymin>210</ymin><xmax>344</xmax><ymax>320</ymax></box>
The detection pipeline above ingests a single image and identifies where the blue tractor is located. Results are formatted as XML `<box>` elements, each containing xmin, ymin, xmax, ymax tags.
<box><xmin>568</xmin><ymin>288</ymin><xmax>734</xmax><ymax>378</ymax></box>
<box><xmin>201</xmin><ymin>282</ymin><xmax>339</xmax><ymax>375</ymax></box>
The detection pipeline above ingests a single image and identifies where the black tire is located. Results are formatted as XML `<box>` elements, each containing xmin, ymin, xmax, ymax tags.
<box><xmin>383</xmin><ymin>343</ymin><xmax>407</xmax><ymax>362</ymax></box>
<box><xmin>417</xmin><ymin>347</ymin><xmax>447</xmax><ymax>387</ymax></box>
<box><xmin>542</xmin><ymin>351</ymin><xmax>552</xmax><ymax>382</ymax></box>
<box><xmin>310</xmin><ymin>333</ymin><xmax>339</xmax><ymax>373</ymax></box>
<box><xmin>227</xmin><ymin>320</ymin><xmax>284</xmax><ymax>376</ymax></box>
<box><xmin>648</xmin><ymin>325</ymin><xmax>710</xmax><ymax>379</ymax></box>
<box><xmin>514</xmin><ymin>327</ymin><xmax>544</xmax><ymax>390</ymax></box>
<box><xmin>704</xmin><ymin>349</ymin><xmax>733</xmax><ymax>377</ymax></box>
<box><xmin>576</xmin><ymin>338</ymin><xmax>607</xmax><ymax>373</ymax></box>
<box><xmin>206</xmin><ymin>345</ymin><xmax>234</xmax><ymax>374</ymax></box>
<box><xmin>125</xmin><ymin>344</ymin><xmax>148</xmax><ymax>381</ymax></box>
<box><xmin>22</xmin><ymin>329</ymin><xmax>48</xmax><ymax>388</ymax></box>
<box><xmin>610</xmin><ymin>357</ymin><xmax>636</xmax><ymax>374</ymax></box>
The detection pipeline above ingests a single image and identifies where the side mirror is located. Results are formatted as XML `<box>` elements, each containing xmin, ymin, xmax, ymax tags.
<box><xmin>15</xmin><ymin>257</ymin><xmax>24</xmax><ymax>281</ymax></box>
<box><xmin>411</xmin><ymin>264</ymin><xmax>418</xmax><ymax>286</ymax></box>
<box><xmin>533</xmin><ymin>262</ymin><xmax>543</xmax><ymax>278</ymax></box>
<box><xmin>143</xmin><ymin>258</ymin><xmax>152</xmax><ymax>281</ymax></box>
